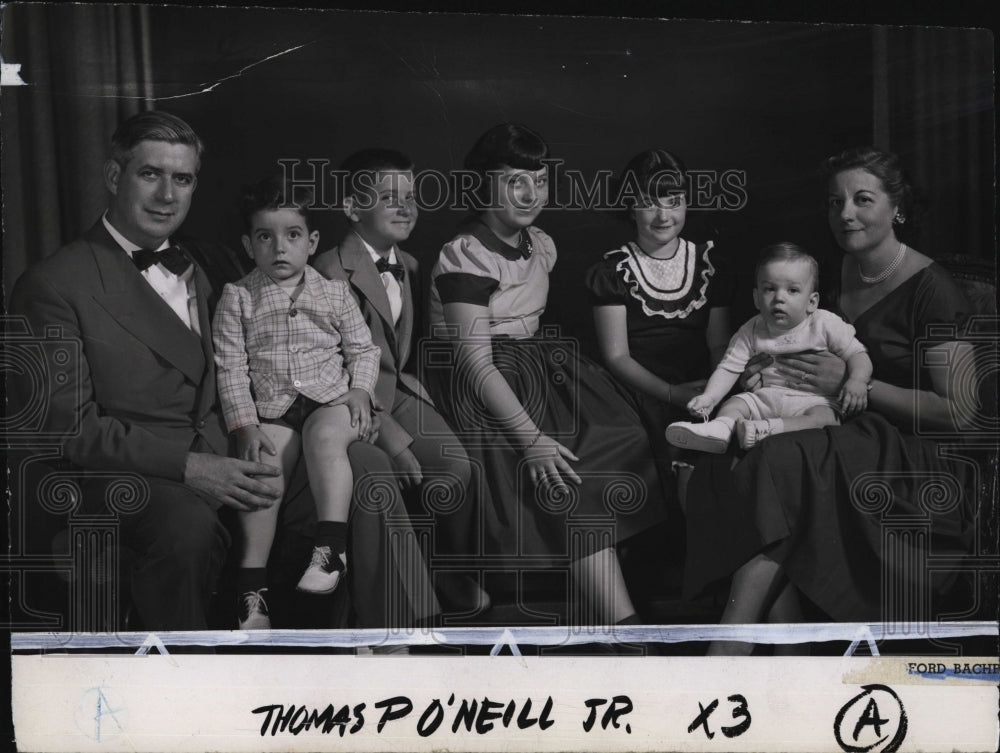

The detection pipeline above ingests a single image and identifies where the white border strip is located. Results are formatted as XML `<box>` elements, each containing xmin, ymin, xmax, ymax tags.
<box><xmin>12</xmin><ymin>621</ymin><xmax>998</xmax><ymax>651</ymax></box>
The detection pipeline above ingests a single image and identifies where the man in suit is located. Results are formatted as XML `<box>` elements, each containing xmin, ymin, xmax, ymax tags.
<box><xmin>9</xmin><ymin>111</ymin><xmax>283</xmax><ymax>631</ymax></box>
<box><xmin>11</xmin><ymin>114</ymin><xmax>442</xmax><ymax>636</ymax></box>
<box><xmin>314</xmin><ymin>149</ymin><xmax>486</xmax><ymax>612</ymax></box>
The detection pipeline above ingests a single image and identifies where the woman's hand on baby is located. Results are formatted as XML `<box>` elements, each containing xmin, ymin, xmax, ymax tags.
<box><xmin>330</xmin><ymin>388</ymin><xmax>373</xmax><ymax>441</ymax></box>
<box><xmin>524</xmin><ymin>434</ymin><xmax>581</xmax><ymax>492</ymax></box>
<box><xmin>739</xmin><ymin>353</ymin><xmax>773</xmax><ymax>392</ymax></box>
<box><xmin>686</xmin><ymin>394</ymin><xmax>715</xmax><ymax>418</ymax></box>
<box><xmin>235</xmin><ymin>425</ymin><xmax>276</xmax><ymax>463</ymax></box>
<box><xmin>839</xmin><ymin>377</ymin><xmax>869</xmax><ymax>416</ymax></box>
<box><xmin>774</xmin><ymin>351</ymin><xmax>847</xmax><ymax>395</ymax></box>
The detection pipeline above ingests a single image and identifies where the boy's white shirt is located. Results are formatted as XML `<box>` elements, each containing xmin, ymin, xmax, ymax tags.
<box><xmin>357</xmin><ymin>233</ymin><xmax>402</xmax><ymax>326</ymax></box>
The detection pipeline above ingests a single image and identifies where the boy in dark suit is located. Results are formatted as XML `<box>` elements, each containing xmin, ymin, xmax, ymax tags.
<box><xmin>314</xmin><ymin>149</ymin><xmax>486</xmax><ymax>612</ymax></box>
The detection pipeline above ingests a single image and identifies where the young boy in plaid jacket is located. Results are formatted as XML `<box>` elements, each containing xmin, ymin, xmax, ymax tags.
<box><xmin>213</xmin><ymin>177</ymin><xmax>380</xmax><ymax>629</ymax></box>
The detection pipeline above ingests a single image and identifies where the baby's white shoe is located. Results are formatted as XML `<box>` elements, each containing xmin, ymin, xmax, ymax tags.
<box><xmin>736</xmin><ymin>419</ymin><xmax>775</xmax><ymax>449</ymax></box>
<box><xmin>665</xmin><ymin>419</ymin><xmax>733</xmax><ymax>454</ymax></box>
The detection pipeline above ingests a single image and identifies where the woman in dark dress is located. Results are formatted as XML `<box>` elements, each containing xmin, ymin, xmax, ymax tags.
<box><xmin>684</xmin><ymin>147</ymin><xmax>978</xmax><ymax>654</ymax></box>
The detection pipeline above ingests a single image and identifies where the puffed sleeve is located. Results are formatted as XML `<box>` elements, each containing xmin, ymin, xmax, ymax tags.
<box><xmin>433</xmin><ymin>235</ymin><xmax>501</xmax><ymax>306</ymax></box>
<box><xmin>585</xmin><ymin>255</ymin><xmax>629</xmax><ymax>306</ymax></box>
<box><xmin>528</xmin><ymin>226</ymin><xmax>557</xmax><ymax>273</ymax></box>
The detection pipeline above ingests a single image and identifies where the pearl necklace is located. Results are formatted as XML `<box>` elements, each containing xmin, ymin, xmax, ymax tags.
<box><xmin>859</xmin><ymin>242</ymin><xmax>906</xmax><ymax>285</ymax></box>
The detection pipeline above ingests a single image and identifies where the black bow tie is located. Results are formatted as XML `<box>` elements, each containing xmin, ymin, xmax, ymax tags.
<box><xmin>514</xmin><ymin>231</ymin><xmax>533</xmax><ymax>260</ymax></box>
<box><xmin>132</xmin><ymin>245</ymin><xmax>191</xmax><ymax>275</ymax></box>
<box><xmin>375</xmin><ymin>257</ymin><xmax>405</xmax><ymax>280</ymax></box>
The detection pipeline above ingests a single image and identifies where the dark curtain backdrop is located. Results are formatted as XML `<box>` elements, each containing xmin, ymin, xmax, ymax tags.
<box><xmin>1</xmin><ymin>4</ymin><xmax>153</xmax><ymax>298</ymax></box>
<box><xmin>886</xmin><ymin>27</ymin><xmax>994</xmax><ymax>263</ymax></box>
<box><xmin>2</xmin><ymin>7</ymin><xmax>994</xmax><ymax>341</ymax></box>
<box><xmin>148</xmin><ymin>12</ymin><xmax>876</xmax><ymax>334</ymax></box>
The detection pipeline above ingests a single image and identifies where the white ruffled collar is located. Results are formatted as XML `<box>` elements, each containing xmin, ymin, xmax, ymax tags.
<box><xmin>611</xmin><ymin>239</ymin><xmax>715</xmax><ymax>319</ymax></box>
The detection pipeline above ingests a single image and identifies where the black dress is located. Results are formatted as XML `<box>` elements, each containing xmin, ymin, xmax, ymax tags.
<box><xmin>586</xmin><ymin>240</ymin><xmax>734</xmax><ymax>387</ymax></box>
<box><xmin>684</xmin><ymin>263</ymin><xmax>979</xmax><ymax>621</ymax></box>
<box><xmin>586</xmin><ymin>240</ymin><xmax>734</xmax><ymax>493</ymax></box>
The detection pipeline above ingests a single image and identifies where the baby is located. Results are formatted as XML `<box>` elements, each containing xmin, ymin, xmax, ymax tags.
<box><xmin>666</xmin><ymin>242</ymin><xmax>872</xmax><ymax>453</ymax></box>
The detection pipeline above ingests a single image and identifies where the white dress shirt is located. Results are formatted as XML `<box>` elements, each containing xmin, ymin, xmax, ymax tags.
<box><xmin>358</xmin><ymin>234</ymin><xmax>402</xmax><ymax>326</ymax></box>
<box><xmin>103</xmin><ymin>213</ymin><xmax>198</xmax><ymax>333</ymax></box>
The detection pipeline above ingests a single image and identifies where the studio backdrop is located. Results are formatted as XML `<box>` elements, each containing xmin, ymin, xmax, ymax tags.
<box><xmin>2</xmin><ymin>6</ymin><xmax>994</xmax><ymax>346</ymax></box>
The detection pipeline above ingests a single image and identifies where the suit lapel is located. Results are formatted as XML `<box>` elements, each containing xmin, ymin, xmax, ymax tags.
<box><xmin>85</xmin><ymin>222</ymin><xmax>206</xmax><ymax>385</ymax></box>
<box><xmin>396</xmin><ymin>259</ymin><xmax>414</xmax><ymax>367</ymax></box>
<box><xmin>339</xmin><ymin>233</ymin><xmax>399</xmax><ymax>355</ymax></box>
<box><xmin>192</xmin><ymin>266</ymin><xmax>218</xmax><ymax>418</ymax></box>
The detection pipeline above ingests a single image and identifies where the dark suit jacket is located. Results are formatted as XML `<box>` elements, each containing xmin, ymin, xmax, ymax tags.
<box><xmin>9</xmin><ymin>220</ymin><xmax>228</xmax><ymax>481</ymax></box>
<box><xmin>312</xmin><ymin>232</ymin><xmax>432</xmax><ymax>458</ymax></box>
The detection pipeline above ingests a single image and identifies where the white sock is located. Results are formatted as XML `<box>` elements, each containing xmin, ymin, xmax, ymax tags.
<box><xmin>714</xmin><ymin>416</ymin><xmax>737</xmax><ymax>431</ymax></box>
<box><xmin>767</xmin><ymin>418</ymin><xmax>785</xmax><ymax>435</ymax></box>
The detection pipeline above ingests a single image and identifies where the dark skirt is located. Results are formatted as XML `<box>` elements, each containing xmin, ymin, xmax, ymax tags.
<box><xmin>426</xmin><ymin>336</ymin><xmax>666</xmax><ymax>565</ymax></box>
<box><xmin>630</xmin><ymin>390</ymin><xmax>693</xmax><ymax>500</ymax></box>
<box><xmin>683</xmin><ymin>412</ymin><xmax>977</xmax><ymax>622</ymax></box>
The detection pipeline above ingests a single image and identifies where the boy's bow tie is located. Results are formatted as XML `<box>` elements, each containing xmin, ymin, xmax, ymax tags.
<box><xmin>375</xmin><ymin>257</ymin><xmax>405</xmax><ymax>280</ymax></box>
<box><xmin>132</xmin><ymin>245</ymin><xmax>191</xmax><ymax>275</ymax></box>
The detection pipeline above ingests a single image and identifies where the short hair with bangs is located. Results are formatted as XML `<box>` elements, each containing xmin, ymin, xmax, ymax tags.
<box><xmin>615</xmin><ymin>148</ymin><xmax>688</xmax><ymax>222</ymax></box>
<box><xmin>463</xmin><ymin>123</ymin><xmax>550</xmax><ymax>204</ymax></box>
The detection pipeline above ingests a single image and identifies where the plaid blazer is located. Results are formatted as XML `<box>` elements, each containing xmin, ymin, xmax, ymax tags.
<box><xmin>213</xmin><ymin>265</ymin><xmax>380</xmax><ymax>432</ymax></box>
